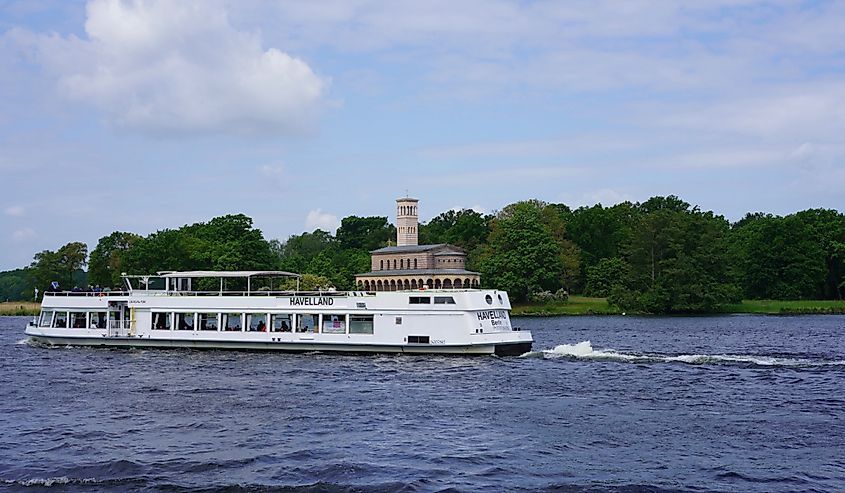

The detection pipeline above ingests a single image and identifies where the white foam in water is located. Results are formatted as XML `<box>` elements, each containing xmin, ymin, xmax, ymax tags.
<box><xmin>2</xmin><ymin>477</ymin><xmax>100</xmax><ymax>487</ymax></box>
<box><xmin>531</xmin><ymin>341</ymin><xmax>845</xmax><ymax>367</ymax></box>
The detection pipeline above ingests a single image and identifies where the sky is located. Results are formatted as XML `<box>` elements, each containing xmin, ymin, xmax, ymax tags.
<box><xmin>1</xmin><ymin>0</ymin><xmax>844</xmax><ymax>270</ymax></box>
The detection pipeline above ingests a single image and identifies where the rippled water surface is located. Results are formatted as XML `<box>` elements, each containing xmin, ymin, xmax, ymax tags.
<box><xmin>1</xmin><ymin>315</ymin><xmax>844</xmax><ymax>492</ymax></box>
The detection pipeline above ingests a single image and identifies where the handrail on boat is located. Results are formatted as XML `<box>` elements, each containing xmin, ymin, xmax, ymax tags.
<box><xmin>43</xmin><ymin>291</ymin><xmax>130</xmax><ymax>297</ymax></box>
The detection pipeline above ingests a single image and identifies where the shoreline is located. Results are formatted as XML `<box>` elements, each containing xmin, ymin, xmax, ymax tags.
<box><xmin>4</xmin><ymin>298</ymin><xmax>845</xmax><ymax>318</ymax></box>
<box><xmin>511</xmin><ymin>296</ymin><xmax>845</xmax><ymax>316</ymax></box>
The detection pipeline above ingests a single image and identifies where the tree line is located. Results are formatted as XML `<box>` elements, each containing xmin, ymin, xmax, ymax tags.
<box><xmin>2</xmin><ymin>196</ymin><xmax>843</xmax><ymax>313</ymax></box>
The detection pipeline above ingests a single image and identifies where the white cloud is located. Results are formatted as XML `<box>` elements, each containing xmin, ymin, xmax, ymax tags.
<box><xmin>657</xmin><ymin>83</ymin><xmax>845</xmax><ymax>141</ymax></box>
<box><xmin>450</xmin><ymin>205</ymin><xmax>486</xmax><ymax>214</ymax></box>
<box><xmin>260</xmin><ymin>164</ymin><xmax>285</xmax><ymax>177</ymax></box>
<box><xmin>305</xmin><ymin>209</ymin><xmax>338</xmax><ymax>233</ymax></box>
<box><xmin>259</xmin><ymin>163</ymin><xmax>286</xmax><ymax>186</ymax></box>
<box><xmin>560</xmin><ymin>188</ymin><xmax>633</xmax><ymax>208</ymax></box>
<box><xmin>33</xmin><ymin>0</ymin><xmax>326</xmax><ymax>135</ymax></box>
<box><xmin>12</xmin><ymin>228</ymin><xmax>35</xmax><ymax>241</ymax></box>
<box><xmin>4</xmin><ymin>205</ymin><xmax>24</xmax><ymax>217</ymax></box>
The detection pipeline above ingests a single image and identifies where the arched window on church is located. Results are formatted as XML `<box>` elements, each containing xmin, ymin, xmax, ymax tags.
<box><xmin>380</xmin><ymin>259</ymin><xmax>384</xmax><ymax>270</ymax></box>
<box><xmin>393</xmin><ymin>259</ymin><xmax>397</xmax><ymax>269</ymax></box>
<box><xmin>414</xmin><ymin>258</ymin><xmax>418</xmax><ymax>269</ymax></box>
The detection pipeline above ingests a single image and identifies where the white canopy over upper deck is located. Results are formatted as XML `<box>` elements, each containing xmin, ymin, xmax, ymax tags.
<box><xmin>156</xmin><ymin>270</ymin><xmax>301</xmax><ymax>279</ymax></box>
<box><xmin>123</xmin><ymin>270</ymin><xmax>304</xmax><ymax>294</ymax></box>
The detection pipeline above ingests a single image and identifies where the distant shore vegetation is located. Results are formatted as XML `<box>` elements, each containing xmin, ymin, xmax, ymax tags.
<box><xmin>1</xmin><ymin>196</ymin><xmax>844</xmax><ymax>315</ymax></box>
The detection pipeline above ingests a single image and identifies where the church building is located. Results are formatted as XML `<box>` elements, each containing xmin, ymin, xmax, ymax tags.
<box><xmin>355</xmin><ymin>197</ymin><xmax>481</xmax><ymax>291</ymax></box>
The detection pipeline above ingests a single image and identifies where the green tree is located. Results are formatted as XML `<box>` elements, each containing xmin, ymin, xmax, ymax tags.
<box><xmin>730</xmin><ymin>212</ymin><xmax>827</xmax><ymax>299</ymax></box>
<box><xmin>0</xmin><ymin>268</ymin><xmax>35</xmax><ymax>301</ymax></box>
<box><xmin>274</xmin><ymin>229</ymin><xmax>336</xmax><ymax>274</ymax></box>
<box><xmin>419</xmin><ymin>209</ymin><xmax>492</xmax><ymax>251</ymax></box>
<box><xmin>585</xmin><ymin>257</ymin><xmax>628</xmax><ymax>297</ymax></box>
<box><xmin>794</xmin><ymin>209</ymin><xmax>845</xmax><ymax>299</ymax></box>
<box><xmin>120</xmin><ymin>215</ymin><xmax>275</xmax><ymax>275</ymax></box>
<box><xmin>476</xmin><ymin>201</ymin><xmax>565</xmax><ymax>302</ymax></box>
<box><xmin>336</xmin><ymin>216</ymin><xmax>394</xmax><ymax>251</ymax></box>
<box><xmin>89</xmin><ymin>231</ymin><xmax>142</xmax><ymax>287</ymax></box>
<box><xmin>30</xmin><ymin>242</ymin><xmax>88</xmax><ymax>290</ymax></box>
<box><xmin>610</xmin><ymin>199</ymin><xmax>737</xmax><ymax>313</ymax></box>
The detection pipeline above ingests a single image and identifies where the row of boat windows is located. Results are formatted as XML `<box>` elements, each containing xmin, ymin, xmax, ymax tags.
<box><xmin>151</xmin><ymin>312</ymin><xmax>375</xmax><ymax>334</ymax></box>
<box><xmin>409</xmin><ymin>296</ymin><xmax>456</xmax><ymax>305</ymax></box>
<box><xmin>40</xmin><ymin>310</ymin><xmax>116</xmax><ymax>329</ymax></box>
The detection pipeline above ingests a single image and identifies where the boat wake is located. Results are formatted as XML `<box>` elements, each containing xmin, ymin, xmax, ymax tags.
<box><xmin>522</xmin><ymin>341</ymin><xmax>845</xmax><ymax>367</ymax></box>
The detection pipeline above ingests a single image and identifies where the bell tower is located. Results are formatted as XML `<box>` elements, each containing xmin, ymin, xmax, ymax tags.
<box><xmin>396</xmin><ymin>197</ymin><xmax>419</xmax><ymax>247</ymax></box>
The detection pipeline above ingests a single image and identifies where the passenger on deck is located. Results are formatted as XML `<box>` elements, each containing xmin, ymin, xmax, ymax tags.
<box><xmin>257</xmin><ymin>320</ymin><xmax>266</xmax><ymax>332</ymax></box>
<box><xmin>281</xmin><ymin>321</ymin><xmax>290</xmax><ymax>332</ymax></box>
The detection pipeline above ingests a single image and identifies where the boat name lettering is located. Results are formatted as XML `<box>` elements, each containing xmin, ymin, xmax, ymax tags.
<box><xmin>476</xmin><ymin>310</ymin><xmax>506</xmax><ymax>321</ymax></box>
<box><xmin>430</xmin><ymin>339</ymin><xmax>445</xmax><ymax>344</ymax></box>
<box><xmin>290</xmin><ymin>297</ymin><xmax>335</xmax><ymax>306</ymax></box>
<box><xmin>128</xmin><ymin>299</ymin><xmax>146</xmax><ymax>304</ymax></box>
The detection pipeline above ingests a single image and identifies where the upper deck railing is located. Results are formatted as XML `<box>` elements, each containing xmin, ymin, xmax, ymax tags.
<box><xmin>43</xmin><ymin>289</ymin><xmax>376</xmax><ymax>297</ymax></box>
<box><xmin>134</xmin><ymin>290</ymin><xmax>377</xmax><ymax>297</ymax></box>
<box><xmin>43</xmin><ymin>291</ymin><xmax>130</xmax><ymax>297</ymax></box>
<box><xmin>42</xmin><ymin>289</ymin><xmax>478</xmax><ymax>298</ymax></box>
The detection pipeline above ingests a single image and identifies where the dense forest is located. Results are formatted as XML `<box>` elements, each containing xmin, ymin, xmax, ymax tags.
<box><xmin>2</xmin><ymin>196</ymin><xmax>843</xmax><ymax>314</ymax></box>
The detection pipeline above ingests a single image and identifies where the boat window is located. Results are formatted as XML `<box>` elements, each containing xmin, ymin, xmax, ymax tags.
<box><xmin>199</xmin><ymin>313</ymin><xmax>219</xmax><ymax>331</ymax></box>
<box><xmin>70</xmin><ymin>312</ymin><xmax>87</xmax><ymax>328</ymax></box>
<box><xmin>248</xmin><ymin>314</ymin><xmax>267</xmax><ymax>332</ymax></box>
<box><xmin>272</xmin><ymin>314</ymin><xmax>292</xmax><ymax>332</ymax></box>
<box><xmin>90</xmin><ymin>311</ymin><xmax>107</xmax><ymax>329</ymax></box>
<box><xmin>408</xmin><ymin>335</ymin><xmax>430</xmax><ymax>344</ymax></box>
<box><xmin>223</xmin><ymin>313</ymin><xmax>242</xmax><ymax>332</ymax></box>
<box><xmin>485</xmin><ymin>295</ymin><xmax>493</xmax><ymax>305</ymax></box>
<box><xmin>409</xmin><ymin>296</ymin><xmax>430</xmax><ymax>304</ymax></box>
<box><xmin>434</xmin><ymin>296</ymin><xmax>456</xmax><ymax>305</ymax></box>
<box><xmin>297</xmin><ymin>314</ymin><xmax>318</xmax><ymax>333</ymax></box>
<box><xmin>176</xmin><ymin>313</ymin><xmax>195</xmax><ymax>331</ymax></box>
<box><xmin>151</xmin><ymin>312</ymin><xmax>171</xmax><ymax>330</ymax></box>
<box><xmin>52</xmin><ymin>311</ymin><xmax>68</xmax><ymax>328</ymax></box>
<box><xmin>349</xmin><ymin>315</ymin><xmax>374</xmax><ymax>334</ymax></box>
<box><xmin>322</xmin><ymin>314</ymin><xmax>346</xmax><ymax>334</ymax></box>
<box><xmin>39</xmin><ymin>310</ymin><xmax>53</xmax><ymax>327</ymax></box>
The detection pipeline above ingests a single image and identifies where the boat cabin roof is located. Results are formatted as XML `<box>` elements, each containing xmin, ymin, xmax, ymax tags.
<box><xmin>153</xmin><ymin>270</ymin><xmax>301</xmax><ymax>279</ymax></box>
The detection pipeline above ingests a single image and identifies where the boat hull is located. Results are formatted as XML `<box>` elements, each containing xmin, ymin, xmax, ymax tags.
<box><xmin>26</xmin><ymin>332</ymin><xmax>529</xmax><ymax>355</ymax></box>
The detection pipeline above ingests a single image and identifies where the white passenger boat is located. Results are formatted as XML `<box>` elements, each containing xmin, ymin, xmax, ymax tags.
<box><xmin>25</xmin><ymin>271</ymin><xmax>533</xmax><ymax>356</ymax></box>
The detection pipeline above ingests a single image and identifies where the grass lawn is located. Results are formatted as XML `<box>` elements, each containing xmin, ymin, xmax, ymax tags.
<box><xmin>721</xmin><ymin>299</ymin><xmax>845</xmax><ymax>314</ymax></box>
<box><xmin>512</xmin><ymin>297</ymin><xmax>845</xmax><ymax>316</ymax></box>
<box><xmin>511</xmin><ymin>296</ymin><xmax>622</xmax><ymax>316</ymax></box>
<box><xmin>0</xmin><ymin>301</ymin><xmax>40</xmax><ymax>316</ymax></box>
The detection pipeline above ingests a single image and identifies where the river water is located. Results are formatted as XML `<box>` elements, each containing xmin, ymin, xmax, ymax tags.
<box><xmin>1</xmin><ymin>315</ymin><xmax>843</xmax><ymax>492</ymax></box>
